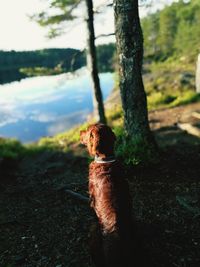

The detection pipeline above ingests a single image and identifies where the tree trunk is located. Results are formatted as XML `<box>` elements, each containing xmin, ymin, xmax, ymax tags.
<box><xmin>196</xmin><ymin>53</ymin><xmax>200</xmax><ymax>93</ymax></box>
<box><xmin>113</xmin><ymin>0</ymin><xmax>153</xmax><ymax>143</ymax></box>
<box><xmin>85</xmin><ymin>0</ymin><xmax>106</xmax><ymax>124</ymax></box>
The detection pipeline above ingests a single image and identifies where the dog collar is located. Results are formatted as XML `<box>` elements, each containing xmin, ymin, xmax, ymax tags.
<box><xmin>94</xmin><ymin>156</ymin><xmax>116</xmax><ymax>164</ymax></box>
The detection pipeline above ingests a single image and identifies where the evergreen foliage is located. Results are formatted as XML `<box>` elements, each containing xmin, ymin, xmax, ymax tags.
<box><xmin>0</xmin><ymin>44</ymin><xmax>115</xmax><ymax>84</ymax></box>
<box><xmin>142</xmin><ymin>0</ymin><xmax>200</xmax><ymax>61</ymax></box>
<box><xmin>0</xmin><ymin>48</ymin><xmax>85</xmax><ymax>84</ymax></box>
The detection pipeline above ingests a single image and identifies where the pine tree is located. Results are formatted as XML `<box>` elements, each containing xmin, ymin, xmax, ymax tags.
<box><xmin>32</xmin><ymin>0</ymin><xmax>106</xmax><ymax>123</ymax></box>
<box><xmin>114</xmin><ymin>0</ymin><xmax>156</xmax><ymax>162</ymax></box>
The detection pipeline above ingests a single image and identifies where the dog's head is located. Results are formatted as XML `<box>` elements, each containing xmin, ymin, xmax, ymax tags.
<box><xmin>80</xmin><ymin>123</ymin><xmax>116</xmax><ymax>157</ymax></box>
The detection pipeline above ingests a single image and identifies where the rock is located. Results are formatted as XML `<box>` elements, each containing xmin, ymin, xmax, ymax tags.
<box><xmin>179</xmin><ymin>72</ymin><xmax>194</xmax><ymax>86</ymax></box>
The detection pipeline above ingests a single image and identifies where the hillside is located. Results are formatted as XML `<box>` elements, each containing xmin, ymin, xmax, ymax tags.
<box><xmin>0</xmin><ymin>48</ymin><xmax>85</xmax><ymax>84</ymax></box>
<box><xmin>1</xmin><ymin>101</ymin><xmax>200</xmax><ymax>267</ymax></box>
<box><xmin>140</xmin><ymin>0</ymin><xmax>200</xmax><ymax>112</ymax></box>
<box><xmin>142</xmin><ymin>0</ymin><xmax>200</xmax><ymax>60</ymax></box>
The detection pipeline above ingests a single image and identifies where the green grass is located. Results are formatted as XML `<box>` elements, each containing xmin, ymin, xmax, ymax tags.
<box><xmin>1</xmin><ymin>87</ymin><xmax>200</xmax><ymax>164</ymax></box>
<box><xmin>147</xmin><ymin>90</ymin><xmax>200</xmax><ymax>110</ymax></box>
<box><xmin>1</xmin><ymin>54</ymin><xmax>200</xmax><ymax>165</ymax></box>
<box><xmin>36</xmin><ymin>122</ymin><xmax>89</xmax><ymax>152</ymax></box>
<box><xmin>169</xmin><ymin>91</ymin><xmax>200</xmax><ymax>107</ymax></box>
<box><xmin>0</xmin><ymin>123</ymin><xmax>90</xmax><ymax>162</ymax></box>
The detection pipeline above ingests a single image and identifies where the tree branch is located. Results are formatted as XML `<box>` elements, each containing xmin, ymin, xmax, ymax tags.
<box><xmin>95</xmin><ymin>33</ymin><xmax>115</xmax><ymax>39</ymax></box>
<box><xmin>64</xmin><ymin>189</ymin><xmax>89</xmax><ymax>204</ymax></box>
<box><xmin>94</xmin><ymin>1</ymin><xmax>113</xmax><ymax>13</ymax></box>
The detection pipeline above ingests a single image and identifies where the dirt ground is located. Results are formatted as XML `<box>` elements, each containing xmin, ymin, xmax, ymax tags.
<box><xmin>0</xmin><ymin>102</ymin><xmax>200</xmax><ymax>267</ymax></box>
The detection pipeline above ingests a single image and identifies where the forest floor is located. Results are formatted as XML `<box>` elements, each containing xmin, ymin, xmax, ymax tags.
<box><xmin>0</xmin><ymin>102</ymin><xmax>200</xmax><ymax>267</ymax></box>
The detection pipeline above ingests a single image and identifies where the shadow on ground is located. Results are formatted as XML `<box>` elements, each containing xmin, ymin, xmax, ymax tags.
<box><xmin>0</xmin><ymin>118</ymin><xmax>200</xmax><ymax>267</ymax></box>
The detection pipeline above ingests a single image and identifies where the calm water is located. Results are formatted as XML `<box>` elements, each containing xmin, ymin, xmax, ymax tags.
<box><xmin>0</xmin><ymin>70</ymin><xmax>114</xmax><ymax>143</ymax></box>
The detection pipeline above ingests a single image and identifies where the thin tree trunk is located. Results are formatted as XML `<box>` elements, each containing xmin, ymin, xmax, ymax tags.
<box><xmin>85</xmin><ymin>0</ymin><xmax>106</xmax><ymax>124</ymax></box>
<box><xmin>196</xmin><ymin>53</ymin><xmax>200</xmax><ymax>93</ymax></box>
<box><xmin>113</xmin><ymin>0</ymin><xmax>153</xmax><ymax>142</ymax></box>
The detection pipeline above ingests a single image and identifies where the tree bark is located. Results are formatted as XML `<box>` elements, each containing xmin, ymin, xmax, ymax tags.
<box><xmin>85</xmin><ymin>0</ymin><xmax>106</xmax><ymax>124</ymax></box>
<box><xmin>196</xmin><ymin>53</ymin><xmax>200</xmax><ymax>93</ymax></box>
<box><xmin>113</xmin><ymin>0</ymin><xmax>153</xmax><ymax>142</ymax></box>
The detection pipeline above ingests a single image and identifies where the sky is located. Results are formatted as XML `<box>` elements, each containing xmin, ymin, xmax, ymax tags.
<box><xmin>0</xmin><ymin>0</ymin><xmax>175</xmax><ymax>51</ymax></box>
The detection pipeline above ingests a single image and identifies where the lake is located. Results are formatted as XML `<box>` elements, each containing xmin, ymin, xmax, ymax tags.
<box><xmin>0</xmin><ymin>70</ymin><xmax>114</xmax><ymax>143</ymax></box>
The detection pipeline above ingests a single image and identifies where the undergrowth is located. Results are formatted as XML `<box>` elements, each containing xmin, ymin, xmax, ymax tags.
<box><xmin>148</xmin><ymin>90</ymin><xmax>200</xmax><ymax>110</ymax></box>
<box><xmin>0</xmin><ymin>123</ymin><xmax>89</xmax><ymax>161</ymax></box>
<box><xmin>0</xmin><ymin>139</ymin><xmax>25</xmax><ymax>160</ymax></box>
<box><xmin>1</xmin><ymin>55</ymin><xmax>200</xmax><ymax>165</ymax></box>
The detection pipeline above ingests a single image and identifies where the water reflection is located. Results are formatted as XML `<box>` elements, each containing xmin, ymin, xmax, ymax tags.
<box><xmin>0</xmin><ymin>69</ymin><xmax>26</xmax><ymax>85</ymax></box>
<box><xmin>47</xmin><ymin>111</ymin><xmax>89</xmax><ymax>136</ymax></box>
<box><xmin>0</xmin><ymin>71</ymin><xmax>114</xmax><ymax>142</ymax></box>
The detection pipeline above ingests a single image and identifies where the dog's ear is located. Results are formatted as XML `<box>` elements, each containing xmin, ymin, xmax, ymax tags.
<box><xmin>88</xmin><ymin>129</ymin><xmax>100</xmax><ymax>156</ymax></box>
<box><xmin>80</xmin><ymin>127</ymin><xmax>99</xmax><ymax>156</ymax></box>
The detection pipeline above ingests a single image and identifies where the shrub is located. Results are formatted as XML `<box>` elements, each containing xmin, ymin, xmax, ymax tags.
<box><xmin>0</xmin><ymin>138</ymin><xmax>25</xmax><ymax>160</ymax></box>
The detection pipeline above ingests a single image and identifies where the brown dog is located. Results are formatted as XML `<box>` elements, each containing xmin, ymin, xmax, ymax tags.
<box><xmin>80</xmin><ymin>123</ymin><xmax>141</xmax><ymax>267</ymax></box>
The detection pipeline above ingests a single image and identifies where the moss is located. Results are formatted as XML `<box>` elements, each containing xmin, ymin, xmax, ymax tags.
<box><xmin>115</xmin><ymin>133</ymin><xmax>159</xmax><ymax>166</ymax></box>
